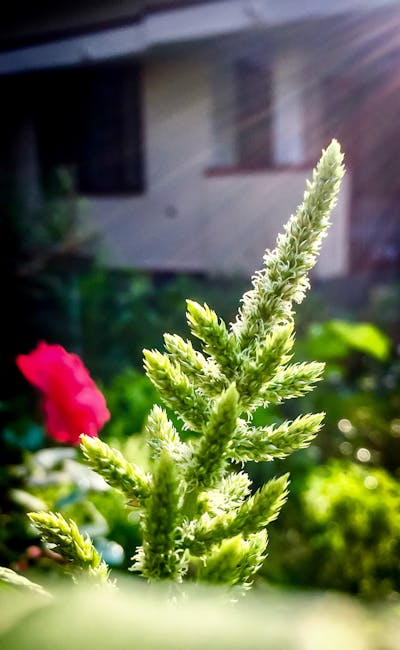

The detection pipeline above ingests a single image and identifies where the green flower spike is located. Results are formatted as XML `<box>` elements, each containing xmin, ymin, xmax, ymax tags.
<box><xmin>27</xmin><ymin>140</ymin><xmax>344</xmax><ymax>592</ymax></box>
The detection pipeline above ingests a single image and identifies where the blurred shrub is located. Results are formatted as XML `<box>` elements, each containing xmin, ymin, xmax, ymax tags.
<box><xmin>0</xmin><ymin>167</ymin><xmax>94</xmax><ymax>402</ymax></box>
<box><xmin>101</xmin><ymin>368</ymin><xmax>159</xmax><ymax>440</ymax></box>
<box><xmin>250</xmin><ymin>316</ymin><xmax>400</xmax><ymax>598</ymax></box>
<box><xmin>78</xmin><ymin>269</ymin><xmax>248</xmax><ymax>380</ymax></box>
<box><xmin>3</xmin><ymin>440</ymin><xmax>146</xmax><ymax>573</ymax></box>
<box><xmin>0</xmin><ymin>169</ymin><xmax>95</xmax><ymax>565</ymax></box>
<box><xmin>266</xmin><ymin>316</ymin><xmax>400</xmax><ymax>472</ymax></box>
<box><xmin>265</xmin><ymin>460</ymin><xmax>400</xmax><ymax>599</ymax></box>
<box><xmin>302</xmin><ymin>461</ymin><xmax>400</xmax><ymax>597</ymax></box>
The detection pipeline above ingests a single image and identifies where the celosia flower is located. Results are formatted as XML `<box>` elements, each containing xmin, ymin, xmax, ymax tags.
<box><xmin>16</xmin><ymin>341</ymin><xmax>110</xmax><ymax>445</ymax></box>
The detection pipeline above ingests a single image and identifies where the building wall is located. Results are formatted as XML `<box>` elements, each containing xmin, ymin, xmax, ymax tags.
<box><xmin>88</xmin><ymin>50</ymin><xmax>210</xmax><ymax>272</ymax></box>
<box><xmin>86</xmin><ymin>47</ymin><xmax>350</xmax><ymax>277</ymax></box>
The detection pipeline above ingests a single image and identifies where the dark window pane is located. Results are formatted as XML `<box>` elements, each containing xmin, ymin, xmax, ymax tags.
<box><xmin>32</xmin><ymin>63</ymin><xmax>144</xmax><ymax>194</ymax></box>
<box><xmin>235</xmin><ymin>60</ymin><xmax>272</xmax><ymax>167</ymax></box>
<box><xmin>35</xmin><ymin>70</ymin><xmax>81</xmax><ymax>176</ymax></box>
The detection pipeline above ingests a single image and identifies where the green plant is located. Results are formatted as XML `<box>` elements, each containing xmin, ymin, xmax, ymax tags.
<box><xmin>281</xmin><ymin>317</ymin><xmax>399</xmax><ymax>469</ymax></box>
<box><xmin>297</xmin><ymin>460</ymin><xmax>400</xmax><ymax>598</ymax></box>
<box><xmin>101</xmin><ymin>368</ymin><xmax>161</xmax><ymax>440</ymax></box>
<box><xmin>78</xmin><ymin>269</ymin><xmax>250</xmax><ymax>381</ymax></box>
<box><xmin>4</xmin><ymin>141</ymin><xmax>344</xmax><ymax>592</ymax></box>
<box><xmin>0</xmin><ymin>167</ymin><xmax>95</xmax><ymax>565</ymax></box>
<box><xmin>244</xmin><ymin>318</ymin><xmax>400</xmax><ymax>598</ymax></box>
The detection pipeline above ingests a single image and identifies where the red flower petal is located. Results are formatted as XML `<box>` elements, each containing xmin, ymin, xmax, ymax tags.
<box><xmin>16</xmin><ymin>342</ymin><xmax>67</xmax><ymax>392</ymax></box>
<box><xmin>16</xmin><ymin>342</ymin><xmax>110</xmax><ymax>445</ymax></box>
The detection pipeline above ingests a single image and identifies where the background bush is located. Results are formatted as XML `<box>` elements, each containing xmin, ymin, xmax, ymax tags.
<box><xmin>264</xmin><ymin>460</ymin><xmax>400</xmax><ymax>598</ymax></box>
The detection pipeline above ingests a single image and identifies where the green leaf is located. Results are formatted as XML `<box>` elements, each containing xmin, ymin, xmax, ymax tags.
<box><xmin>303</xmin><ymin>321</ymin><xmax>391</xmax><ymax>361</ymax></box>
<box><xmin>303</xmin><ymin>323</ymin><xmax>350</xmax><ymax>360</ymax></box>
<box><xmin>329</xmin><ymin>320</ymin><xmax>391</xmax><ymax>361</ymax></box>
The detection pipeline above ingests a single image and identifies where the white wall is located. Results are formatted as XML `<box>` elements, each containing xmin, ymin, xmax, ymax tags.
<box><xmin>89</xmin><ymin>51</ymin><xmax>210</xmax><ymax>271</ymax></box>
<box><xmin>87</xmin><ymin>47</ymin><xmax>350</xmax><ymax>278</ymax></box>
<box><xmin>203</xmin><ymin>170</ymin><xmax>350</xmax><ymax>278</ymax></box>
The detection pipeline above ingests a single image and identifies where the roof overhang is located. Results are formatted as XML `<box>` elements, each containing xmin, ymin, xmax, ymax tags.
<box><xmin>0</xmin><ymin>0</ymin><xmax>398</xmax><ymax>74</ymax></box>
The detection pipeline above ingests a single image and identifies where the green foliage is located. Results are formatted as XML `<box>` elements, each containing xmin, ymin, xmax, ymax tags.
<box><xmin>196</xmin><ymin>532</ymin><xmax>268</xmax><ymax>588</ymax></box>
<box><xmin>101</xmin><ymin>368</ymin><xmax>160</xmax><ymax>439</ymax></box>
<box><xmin>269</xmin><ymin>461</ymin><xmax>400</xmax><ymax>598</ymax></box>
<box><xmin>231</xmin><ymin>413</ymin><xmax>324</xmax><ymax>462</ymax></box>
<box><xmin>28</xmin><ymin>511</ymin><xmax>110</xmax><ymax>584</ymax></box>
<box><xmin>184</xmin><ymin>475</ymin><xmax>289</xmax><ymax>556</ymax></box>
<box><xmin>143</xmin><ymin>349</ymin><xmax>210</xmax><ymax>431</ymax></box>
<box><xmin>0</xmin><ymin>168</ymin><xmax>95</xmax><ymax>568</ymax></box>
<box><xmin>0</xmin><ymin>441</ymin><xmax>142</xmax><ymax>573</ymax></box>
<box><xmin>134</xmin><ymin>449</ymin><xmax>183</xmax><ymax>580</ymax></box>
<box><xmin>1</xmin><ymin>166</ymin><xmax>94</xmax><ymax>402</ymax></box>
<box><xmin>184</xmin><ymin>384</ymin><xmax>239</xmax><ymax>490</ymax></box>
<box><xmin>253</xmin><ymin>313</ymin><xmax>400</xmax><ymax>597</ymax></box>
<box><xmin>81</xmin><ymin>435</ymin><xmax>152</xmax><ymax>505</ymax></box>
<box><xmin>24</xmin><ymin>141</ymin><xmax>345</xmax><ymax>591</ymax></box>
<box><xmin>288</xmin><ymin>316</ymin><xmax>400</xmax><ymax>470</ymax></box>
<box><xmin>302</xmin><ymin>320</ymin><xmax>391</xmax><ymax>363</ymax></box>
<box><xmin>79</xmin><ymin>270</ymin><xmax>249</xmax><ymax>381</ymax></box>
<box><xmin>330</xmin><ymin>320</ymin><xmax>391</xmax><ymax>360</ymax></box>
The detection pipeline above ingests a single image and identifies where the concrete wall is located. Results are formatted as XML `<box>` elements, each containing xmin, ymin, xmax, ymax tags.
<box><xmin>86</xmin><ymin>47</ymin><xmax>350</xmax><ymax>277</ymax></box>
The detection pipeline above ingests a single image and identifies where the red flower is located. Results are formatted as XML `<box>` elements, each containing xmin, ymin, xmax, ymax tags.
<box><xmin>16</xmin><ymin>342</ymin><xmax>110</xmax><ymax>445</ymax></box>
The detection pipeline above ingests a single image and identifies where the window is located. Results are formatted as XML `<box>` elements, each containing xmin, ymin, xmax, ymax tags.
<box><xmin>210</xmin><ymin>54</ymin><xmax>273</xmax><ymax>170</ymax></box>
<box><xmin>34</xmin><ymin>63</ymin><xmax>144</xmax><ymax>194</ymax></box>
<box><xmin>234</xmin><ymin>59</ymin><xmax>273</xmax><ymax>168</ymax></box>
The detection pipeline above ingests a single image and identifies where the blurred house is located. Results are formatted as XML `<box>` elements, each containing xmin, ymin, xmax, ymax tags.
<box><xmin>1</xmin><ymin>0</ymin><xmax>400</xmax><ymax>278</ymax></box>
